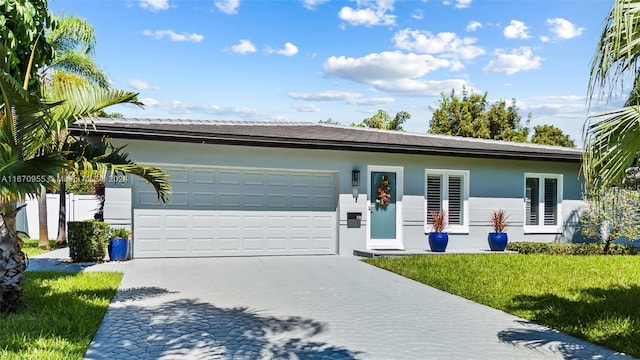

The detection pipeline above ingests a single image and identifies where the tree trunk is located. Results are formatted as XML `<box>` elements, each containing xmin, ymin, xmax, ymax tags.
<box><xmin>94</xmin><ymin>181</ymin><xmax>105</xmax><ymax>221</ymax></box>
<box><xmin>0</xmin><ymin>203</ymin><xmax>28</xmax><ymax>314</ymax></box>
<box><xmin>37</xmin><ymin>185</ymin><xmax>50</xmax><ymax>250</ymax></box>
<box><xmin>55</xmin><ymin>180</ymin><xmax>67</xmax><ymax>245</ymax></box>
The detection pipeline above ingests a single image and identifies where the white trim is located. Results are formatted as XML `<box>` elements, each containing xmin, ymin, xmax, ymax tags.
<box><xmin>523</xmin><ymin>172</ymin><xmax>563</xmax><ymax>234</ymax></box>
<box><xmin>366</xmin><ymin>165</ymin><xmax>404</xmax><ymax>250</ymax></box>
<box><xmin>424</xmin><ymin>169</ymin><xmax>470</xmax><ymax>234</ymax></box>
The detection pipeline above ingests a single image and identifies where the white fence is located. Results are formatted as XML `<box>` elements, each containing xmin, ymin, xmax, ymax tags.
<box><xmin>19</xmin><ymin>194</ymin><xmax>99</xmax><ymax>239</ymax></box>
<box><xmin>17</xmin><ymin>188</ymin><xmax>132</xmax><ymax>239</ymax></box>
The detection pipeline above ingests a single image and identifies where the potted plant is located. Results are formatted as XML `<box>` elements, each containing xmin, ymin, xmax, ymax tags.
<box><xmin>488</xmin><ymin>209</ymin><xmax>509</xmax><ymax>251</ymax></box>
<box><xmin>428</xmin><ymin>210</ymin><xmax>448</xmax><ymax>252</ymax></box>
<box><xmin>109</xmin><ymin>227</ymin><xmax>131</xmax><ymax>261</ymax></box>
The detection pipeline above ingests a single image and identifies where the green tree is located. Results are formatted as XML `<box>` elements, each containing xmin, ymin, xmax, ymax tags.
<box><xmin>531</xmin><ymin>124</ymin><xmax>576</xmax><ymax>147</ymax></box>
<box><xmin>429</xmin><ymin>88</ymin><xmax>490</xmax><ymax>138</ymax></box>
<box><xmin>429</xmin><ymin>88</ymin><xmax>576</xmax><ymax>147</ymax></box>
<box><xmin>429</xmin><ymin>88</ymin><xmax>530</xmax><ymax>141</ymax></box>
<box><xmin>0</xmin><ymin>0</ymin><xmax>55</xmax><ymax>92</ymax></box>
<box><xmin>44</xmin><ymin>74</ymin><xmax>170</xmax><ymax>245</ymax></box>
<box><xmin>579</xmin><ymin>188</ymin><xmax>640</xmax><ymax>253</ymax></box>
<box><xmin>44</xmin><ymin>13</ymin><xmax>108</xmax><ymax>88</ymax></box>
<box><xmin>486</xmin><ymin>99</ymin><xmax>530</xmax><ymax>142</ymax></box>
<box><xmin>354</xmin><ymin>110</ymin><xmax>410</xmax><ymax>131</ymax></box>
<box><xmin>42</xmin><ymin>14</ymin><xmax>107</xmax><ymax>247</ymax></box>
<box><xmin>585</xmin><ymin>0</ymin><xmax>640</xmax><ymax>190</ymax></box>
<box><xmin>0</xmin><ymin>69</ymin><xmax>66</xmax><ymax>313</ymax></box>
<box><xmin>318</xmin><ymin>118</ymin><xmax>340</xmax><ymax>125</ymax></box>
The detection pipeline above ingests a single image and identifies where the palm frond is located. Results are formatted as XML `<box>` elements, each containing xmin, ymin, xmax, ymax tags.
<box><xmin>0</xmin><ymin>70</ymin><xmax>62</xmax><ymax>159</ymax></box>
<box><xmin>50</xmin><ymin>52</ymin><xmax>109</xmax><ymax>88</ymax></box>
<box><xmin>64</xmin><ymin>139</ymin><xmax>171</xmax><ymax>204</ymax></box>
<box><xmin>0</xmin><ymin>144</ymin><xmax>66</xmax><ymax>202</ymax></box>
<box><xmin>583</xmin><ymin>104</ymin><xmax>640</xmax><ymax>188</ymax></box>
<box><xmin>589</xmin><ymin>0</ymin><xmax>640</xmax><ymax>103</ymax></box>
<box><xmin>48</xmin><ymin>14</ymin><xmax>98</xmax><ymax>55</ymax></box>
<box><xmin>46</xmin><ymin>79</ymin><xmax>142</xmax><ymax>131</ymax></box>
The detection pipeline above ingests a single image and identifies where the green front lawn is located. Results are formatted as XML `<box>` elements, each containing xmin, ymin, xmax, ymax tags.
<box><xmin>364</xmin><ymin>254</ymin><xmax>640</xmax><ymax>357</ymax></box>
<box><xmin>0</xmin><ymin>271</ymin><xmax>122</xmax><ymax>360</ymax></box>
<box><xmin>22</xmin><ymin>239</ymin><xmax>58</xmax><ymax>257</ymax></box>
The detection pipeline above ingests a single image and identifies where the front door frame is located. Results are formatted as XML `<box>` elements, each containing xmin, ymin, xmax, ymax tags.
<box><xmin>366</xmin><ymin>165</ymin><xmax>404</xmax><ymax>250</ymax></box>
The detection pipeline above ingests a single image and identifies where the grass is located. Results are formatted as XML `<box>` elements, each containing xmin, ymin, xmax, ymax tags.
<box><xmin>21</xmin><ymin>239</ymin><xmax>59</xmax><ymax>257</ymax></box>
<box><xmin>0</xmin><ymin>271</ymin><xmax>123</xmax><ymax>360</ymax></box>
<box><xmin>364</xmin><ymin>254</ymin><xmax>640</xmax><ymax>357</ymax></box>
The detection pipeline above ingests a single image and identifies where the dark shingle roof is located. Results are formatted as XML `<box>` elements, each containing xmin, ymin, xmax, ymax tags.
<box><xmin>70</xmin><ymin>118</ymin><xmax>582</xmax><ymax>163</ymax></box>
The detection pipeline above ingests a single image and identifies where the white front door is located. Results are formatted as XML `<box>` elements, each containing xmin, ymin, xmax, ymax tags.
<box><xmin>366</xmin><ymin>166</ymin><xmax>403</xmax><ymax>249</ymax></box>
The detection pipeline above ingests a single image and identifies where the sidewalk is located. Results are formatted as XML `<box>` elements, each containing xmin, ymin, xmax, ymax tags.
<box><xmin>27</xmin><ymin>247</ymin><xmax>130</xmax><ymax>273</ymax></box>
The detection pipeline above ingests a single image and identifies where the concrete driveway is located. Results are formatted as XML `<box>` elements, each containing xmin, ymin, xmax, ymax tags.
<box><xmin>83</xmin><ymin>256</ymin><xmax>632</xmax><ymax>360</ymax></box>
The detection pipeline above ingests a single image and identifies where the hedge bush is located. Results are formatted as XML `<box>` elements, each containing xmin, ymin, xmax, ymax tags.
<box><xmin>67</xmin><ymin>221</ymin><xmax>110</xmax><ymax>262</ymax></box>
<box><xmin>506</xmin><ymin>241</ymin><xmax>637</xmax><ymax>255</ymax></box>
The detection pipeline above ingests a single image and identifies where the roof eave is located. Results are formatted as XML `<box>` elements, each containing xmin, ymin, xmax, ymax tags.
<box><xmin>69</xmin><ymin>126</ymin><xmax>582</xmax><ymax>163</ymax></box>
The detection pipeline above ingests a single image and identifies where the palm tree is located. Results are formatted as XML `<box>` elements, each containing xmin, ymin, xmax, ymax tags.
<box><xmin>0</xmin><ymin>70</ymin><xmax>67</xmax><ymax>313</ymax></box>
<box><xmin>44</xmin><ymin>14</ymin><xmax>109</xmax><ymax>88</ymax></box>
<box><xmin>585</xmin><ymin>0</ymin><xmax>640</xmax><ymax>190</ymax></box>
<box><xmin>43</xmin><ymin>75</ymin><xmax>171</xmax><ymax>245</ymax></box>
<box><xmin>37</xmin><ymin>14</ymin><xmax>109</xmax><ymax>247</ymax></box>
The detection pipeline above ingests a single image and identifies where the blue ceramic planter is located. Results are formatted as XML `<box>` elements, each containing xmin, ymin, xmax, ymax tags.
<box><xmin>488</xmin><ymin>232</ymin><xmax>508</xmax><ymax>251</ymax></box>
<box><xmin>428</xmin><ymin>232</ymin><xmax>449</xmax><ymax>252</ymax></box>
<box><xmin>109</xmin><ymin>237</ymin><xmax>129</xmax><ymax>261</ymax></box>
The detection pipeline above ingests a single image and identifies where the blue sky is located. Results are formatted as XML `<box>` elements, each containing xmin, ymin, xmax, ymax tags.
<box><xmin>49</xmin><ymin>0</ymin><xmax>615</xmax><ymax>145</ymax></box>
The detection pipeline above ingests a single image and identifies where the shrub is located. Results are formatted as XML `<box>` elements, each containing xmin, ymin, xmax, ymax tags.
<box><xmin>67</xmin><ymin>221</ymin><xmax>110</xmax><ymax>262</ymax></box>
<box><xmin>429</xmin><ymin>210</ymin><xmax>447</xmax><ymax>233</ymax></box>
<box><xmin>490</xmin><ymin>209</ymin><xmax>509</xmax><ymax>233</ymax></box>
<box><xmin>506</xmin><ymin>241</ymin><xmax>637</xmax><ymax>255</ymax></box>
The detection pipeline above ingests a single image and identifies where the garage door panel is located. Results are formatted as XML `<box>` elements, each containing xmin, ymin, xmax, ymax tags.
<box><xmin>133</xmin><ymin>167</ymin><xmax>337</xmax><ymax>258</ymax></box>
<box><xmin>192</xmin><ymin>170</ymin><xmax>215</xmax><ymax>184</ymax></box>
<box><xmin>192</xmin><ymin>193</ymin><xmax>215</xmax><ymax>207</ymax></box>
<box><xmin>134</xmin><ymin>209</ymin><xmax>337</xmax><ymax>257</ymax></box>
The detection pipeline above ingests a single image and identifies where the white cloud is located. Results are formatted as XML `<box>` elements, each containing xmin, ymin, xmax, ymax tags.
<box><xmin>454</xmin><ymin>0</ymin><xmax>471</xmax><ymax>8</ymax></box>
<box><xmin>292</xmin><ymin>104</ymin><xmax>320</xmax><ymax>112</ymax></box>
<box><xmin>412</xmin><ymin>9</ymin><xmax>424</xmax><ymax>20</ymax></box>
<box><xmin>128</xmin><ymin>79</ymin><xmax>157</xmax><ymax>90</ymax></box>
<box><xmin>338</xmin><ymin>0</ymin><xmax>397</xmax><ymax>27</ymax></box>
<box><xmin>277</xmin><ymin>42</ymin><xmax>299</xmax><ymax>56</ymax></box>
<box><xmin>443</xmin><ymin>0</ymin><xmax>472</xmax><ymax>8</ymax></box>
<box><xmin>301</xmin><ymin>0</ymin><xmax>329</xmax><ymax>10</ymax></box>
<box><xmin>139</xmin><ymin>0</ymin><xmax>169</xmax><ymax>11</ymax></box>
<box><xmin>288</xmin><ymin>90</ymin><xmax>394</xmax><ymax>106</ymax></box>
<box><xmin>348</xmin><ymin>97</ymin><xmax>395</xmax><ymax>106</ymax></box>
<box><xmin>393</xmin><ymin>29</ymin><xmax>485</xmax><ymax>60</ymax></box>
<box><xmin>546</xmin><ymin>18</ymin><xmax>584</xmax><ymax>40</ymax></box>
<box><xmin>231</xmin><ymin>39</ymin><xmax>256</xmax><ymax>54</ymax></box>
<box><xmin>372</xmin><ymin>78</ymin><xmax>468</xmax><ymax>97</ymax></box>
<box><xmin>540</xmin><ymin>35</ymin><xmax>550</xmax><ymax>43</ymax></box>
<box><xmin>288</xmin><ymin>91</ymin><xmax>363</xmax><ymax>101</ymax></box>
<box><xmin>324</xmin><ymin>51</ymin><xmax>451</xmax><ymax>83</ymax></box>
<box><xmin>483</xmin><ymin>47</ymin><xmax>543</xmax><ymax>75</ymax></box>
<box><xmin>466</xmin><ymin>20</ymin><xmax>482</xmax><ymax>32</ymax></box>
<box><xmin>140</xmin><ymin>97</ymin><xmax>160</xmax><ymax>107</ymax></box>
<box><xmin>215</xmin><ymin>0</ymin><xmax>240</xmax><ymax>14</ymax></box>
<box><xmin>323</xmin><ymin>51</ymin><xmax>468</xmax><ymax>96</ymax></box>
<box><xmin>143</xmin><ymin>29</ymin><xmax>204</xmax><ymax>42</ymax></box>
<box><xmin>503</xmin><ymin>20</ymin><xmax>530</xmax><ymax>39</ymax></box>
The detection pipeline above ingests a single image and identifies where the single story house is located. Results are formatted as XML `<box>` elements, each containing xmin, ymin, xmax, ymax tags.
<box><xmin>71</xmin><ymin>118</ymin><xmax>585</xmax><ymax>258</ymax></box>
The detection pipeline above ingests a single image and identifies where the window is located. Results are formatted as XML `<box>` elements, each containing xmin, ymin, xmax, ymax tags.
<box><xmin>425</xmin><ymin>169</ymin><xmax>469</xmax><ymax>233</ymax></box>
<box><xmin>524</xmin><ymin>173</ymin><xmax>562</xmax><ymax>233</ymax></box>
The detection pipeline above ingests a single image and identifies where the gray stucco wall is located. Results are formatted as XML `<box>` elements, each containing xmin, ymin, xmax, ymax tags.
<box><xmin>113</xmin><ymin>139</ymin><xmax>585</xmax><ymax>256</ymax></box>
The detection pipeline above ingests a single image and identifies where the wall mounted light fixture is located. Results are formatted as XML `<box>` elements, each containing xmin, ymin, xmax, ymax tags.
<box><xmin>351</xmin><ymin>170</ymin><xmax>360</xmax><ymax>187</ymax></box>
<box><xmin>352</xmin><ymin>169</ymin><xmax>360</xmax><ymax>201</ymax></box>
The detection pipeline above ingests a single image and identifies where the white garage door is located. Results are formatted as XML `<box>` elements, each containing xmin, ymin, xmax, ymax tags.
<box><xmin>133</xmin><ymin>166</ymin><xmax>338</xmax><ymax>258</ymax></box>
